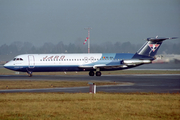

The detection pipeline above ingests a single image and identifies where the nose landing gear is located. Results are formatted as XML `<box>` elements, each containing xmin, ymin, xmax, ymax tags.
<box><xmin>27</xmin><ymin>71</ymin><xmax>33</xmax><ymax>77</ymax></box>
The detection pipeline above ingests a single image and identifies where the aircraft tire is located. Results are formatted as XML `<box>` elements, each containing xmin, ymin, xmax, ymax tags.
<box><xmin>96</xmin><ymin>71</ymin><xmax>101</xmax><ymax>76</ymax></box>
<box><xmin>27</xmin><ymin>72</ymin><xmax>33</xmax><ymax>77</ymax></box>
<box><xmin>28</xmin><ymin>74</ymin><xmax>32</xmax><ymax>77</ymax></box>
<box><xmin>89</xmin><ymin>71</ymin><xmax>94</xmax><ymax>76</ymax></box>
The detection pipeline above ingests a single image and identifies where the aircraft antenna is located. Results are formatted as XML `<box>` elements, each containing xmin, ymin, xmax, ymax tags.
<box><xmin>84</xmin><ymin>27</ymin><xmax>92</xmax><ymax>53</ymax></box>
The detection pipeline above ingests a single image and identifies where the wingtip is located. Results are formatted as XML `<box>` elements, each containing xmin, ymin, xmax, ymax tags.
<box><xmin>170</xmin><ymin>37</ymin><xmax>178</xmax><ymax>39</ymax></box>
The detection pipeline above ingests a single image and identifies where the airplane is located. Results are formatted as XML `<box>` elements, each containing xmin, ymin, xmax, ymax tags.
<box><xmin>4</xmin><ymin>37</ymin><xmax>177</xmax><ymax>77</ymax></box>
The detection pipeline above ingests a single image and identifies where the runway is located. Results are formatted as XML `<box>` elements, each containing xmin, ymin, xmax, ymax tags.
<box><xmin>0</xmin><ymin>74</ymin><xmax>180</xmax><ymax>93</ymax></box>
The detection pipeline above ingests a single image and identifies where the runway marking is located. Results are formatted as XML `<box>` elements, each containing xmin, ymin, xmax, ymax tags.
<box><xmin>0</xmin><ymin>74</ymin><xmax>179</xmax><ymax>93</ymax></box>
<box><xmin>0</xmin><ymin>82</ymin><xmax>134</xmax><ymax>93</ymax></box>
<box><xmin>103</xmin><ymin>74</ymin><xmax>180</xmax><ymax>76</ymax></box>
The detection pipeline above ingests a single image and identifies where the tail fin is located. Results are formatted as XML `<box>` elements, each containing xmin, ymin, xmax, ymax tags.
<box><xmin>134</xmin><ymin>37</ymin><xmax>177</xmax><ymax>58</ymax></box>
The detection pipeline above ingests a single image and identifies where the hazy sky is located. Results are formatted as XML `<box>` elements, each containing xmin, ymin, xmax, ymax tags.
<box><xmin>0</xmin><ymin>0</ymin><xmax>180</xmax><ymax>46</ymax></box>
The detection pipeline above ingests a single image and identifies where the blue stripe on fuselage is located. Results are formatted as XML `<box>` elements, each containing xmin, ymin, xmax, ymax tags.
<box><xmin>114</xmin><ymin>53</ymin><xmax>134</xmax><ymax>59</ymax></box>
<box><xmin>5</xmin><ymin>65</ymin><xmax>82</xmax><ymax>72</ymax></box>
<box><xmin>107</xmin><ymin>53</ymin><xmax>134</xmax><ymax>65</ymax></box>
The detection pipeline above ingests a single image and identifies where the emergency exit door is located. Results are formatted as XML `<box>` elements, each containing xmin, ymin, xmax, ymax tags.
<box><xmin>28</xmin><ymin>55</ymin><xmax>35</xmax><ymax>68</ymax></box>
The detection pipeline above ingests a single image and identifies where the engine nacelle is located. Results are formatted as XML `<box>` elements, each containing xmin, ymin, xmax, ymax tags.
<box><xmin>122</xmin><ymin>59</ymin><xmax>152</xmax><ymax>66</ymax></box>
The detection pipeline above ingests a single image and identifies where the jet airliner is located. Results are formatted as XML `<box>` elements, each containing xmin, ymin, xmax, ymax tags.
<box><xmin>4</xmin><ymin>37</ymin><xmax>177</xmax><ymax>77</ymax></box>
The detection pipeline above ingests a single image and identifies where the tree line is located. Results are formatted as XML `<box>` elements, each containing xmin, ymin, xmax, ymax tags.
<box><xmin>0</xmin><ymin>41</ymin><xmax>180</xmax><ymax>56</ymax></box>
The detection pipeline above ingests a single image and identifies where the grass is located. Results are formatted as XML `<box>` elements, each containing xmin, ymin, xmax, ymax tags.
<box><xmin>0</xmin><ymin>93</ymin><xmax>179</xmax><ymax>120</ymax></box>
<box><xmin>0</xmin><ymin>68</ymin><xmax>180</xmax><ymax>76</ymax></box>
<box><xmin>0</xmin><ymin>68</ymin><xmax>179</xmax><ymax>119</ymax></box>
<box><xmin>0</xmin><ymin>80</ymin><xmax>119</xmax><ymax>90</ymax></box>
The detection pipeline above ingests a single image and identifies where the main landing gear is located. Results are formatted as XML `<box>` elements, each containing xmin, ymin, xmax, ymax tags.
<box><xmin>89</xmin><ymin>71</ymin><xmax>101</xmax><ymax>76</ymax></box>
<box><xmin>96</xmin><ymin>71</ymin><xmax>101</xmax><ymax>76</ymax></box>
<box><xmin>27</xmin><ymin>71</ymin><xmax>33</xmax><ymax>77</ymax></box>
<box><xmin>89</xmin><ymin>71</ymin><xmax>94</xmax><ymax>76</ymax></box>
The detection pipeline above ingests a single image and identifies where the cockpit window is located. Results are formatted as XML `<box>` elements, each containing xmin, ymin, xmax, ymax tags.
<box><xmin>13</xmin><ymin>58</ymin><xmax>23</xmax><ymax>61</ymax></box>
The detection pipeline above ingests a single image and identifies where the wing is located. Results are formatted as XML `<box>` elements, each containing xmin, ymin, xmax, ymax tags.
<box><xmin>79</xmin><ymin>59</ymin><xmax>152</xmax><ymax>70</ymax></box>
<box><xmin>79</xmin><ymin>64</ymin><xmax>128</xmax><ymax>70</ymax></box>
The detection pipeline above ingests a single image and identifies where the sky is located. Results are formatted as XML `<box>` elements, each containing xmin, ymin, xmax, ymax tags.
<box><xmin>0</xmin><ymin>0</ymin><xmax>180</xmax><ymax>46</ymax></box>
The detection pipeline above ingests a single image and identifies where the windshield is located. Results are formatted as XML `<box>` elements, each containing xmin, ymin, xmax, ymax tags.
<box><xmin>13</xmin><ymin>58</ymin><xmax>23</xmax><ymax>61</ymax></box>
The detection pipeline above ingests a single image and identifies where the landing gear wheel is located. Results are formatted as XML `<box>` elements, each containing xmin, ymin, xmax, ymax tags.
<box><xmin>27</xmin><ymin>72</ymin><xmax>33</xmax><ymax>77</ymax></box>
<box><xmin>96</xmin><ymin>71</ymin><xmax>101</xmax><ymax>76</ymax></box>
<box><xmin>89</xmin><ymin>71</ymin><xmax>94</xmax><ymax>76</ymax></box>
<box><xmin>28</xmin><ymin>74</ymin><xmax>32</xmax><ymax>77</ymax></box>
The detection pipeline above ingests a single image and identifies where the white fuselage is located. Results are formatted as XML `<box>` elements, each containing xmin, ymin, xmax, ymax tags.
<box><xmin>4</xmin><ymin>53</ymin><xmax>141</xmax><ymax>72</ymax></box>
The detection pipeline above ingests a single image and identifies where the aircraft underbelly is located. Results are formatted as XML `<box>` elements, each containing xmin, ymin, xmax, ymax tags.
<box><xmin>27</xmin><ymin>65</ymin><xmax>81</xmax><ymax>72</ymax></box>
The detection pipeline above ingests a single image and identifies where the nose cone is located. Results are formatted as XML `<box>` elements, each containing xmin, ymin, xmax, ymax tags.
<box><xmin>4</xmin><ymin>61</ymin><xmax>13</xmax><ymax>70</ymax></box>
<box><xmin>4</xmin><ymin>62</ymin><xmax>9</xmax><ymax>68</ymax></box>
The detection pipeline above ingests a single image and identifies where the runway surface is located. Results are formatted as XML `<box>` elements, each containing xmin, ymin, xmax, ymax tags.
<box><xmin>0</xmin><ymin>74</ymin><xmax>180</xmax><ymax>93</ymax></box>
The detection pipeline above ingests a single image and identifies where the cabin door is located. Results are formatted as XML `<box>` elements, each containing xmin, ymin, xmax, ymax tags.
<box><xmin>28</xmin><ymin>55</ymin><xmax>35</xmax><ymax>68</ymax></box>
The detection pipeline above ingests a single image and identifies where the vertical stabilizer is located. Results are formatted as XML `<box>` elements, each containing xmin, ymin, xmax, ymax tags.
<box><xmin>135</xmin><ymin>37</ymin><xmax>177</xmax><ymax>57</ymax></box>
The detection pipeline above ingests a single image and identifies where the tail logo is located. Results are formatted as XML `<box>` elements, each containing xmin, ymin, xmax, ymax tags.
<box><xmin>148</xmin><ymin>44</ymin><xmax>160</xmax><ymax>52</ymax></box>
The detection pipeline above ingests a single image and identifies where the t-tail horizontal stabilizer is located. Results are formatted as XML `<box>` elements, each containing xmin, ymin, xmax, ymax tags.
<box><xmin>134</xmin><ymin>36</ymin><xmax>178</xmax><ymax>58</ymax></box>
<box><xmin>146</xmin><ymin>37</ymin><xmax>178</xmax><ymax>42</ymax></box>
